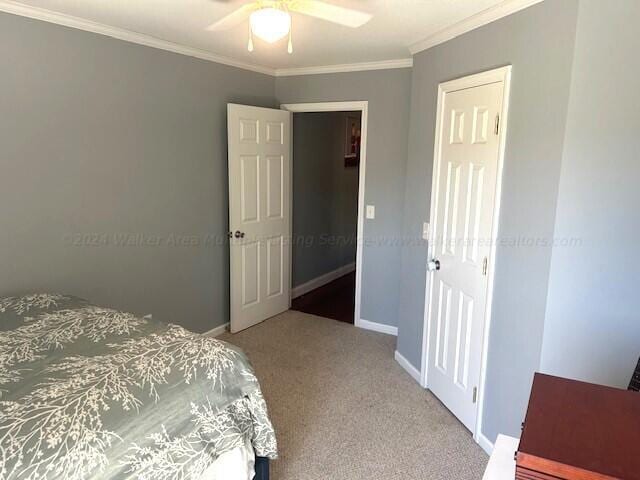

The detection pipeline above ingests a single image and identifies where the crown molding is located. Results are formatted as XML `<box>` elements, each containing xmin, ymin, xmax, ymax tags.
<box><xmin>0</xmin><ymin>0</ymin><xmax>276</xmax><ymax>76</ymax></box>
<box><xmin>409</xmin><ymin>0</ymin><xmax>545</xmax><ymax>54</ymax></box>
<box><xmin>0</xmin><ymin>1</ymin><xmax>413</xmax><ymax>77</ymax></box>
<box><xmin>0</xmin><ymin>0</ymin><xmax>546</xmax><ymax>76</ymax></box>
<box><xmin>274</xmin><ymin>58</ymin><xmax>413</xmax><ymax>77</ymax></box>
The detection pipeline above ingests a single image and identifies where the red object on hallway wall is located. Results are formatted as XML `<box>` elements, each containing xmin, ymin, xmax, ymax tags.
<box><xmin>344</xmin><ymin>115</ymin><xmax>361</xmax><ymax>167</ymax></box>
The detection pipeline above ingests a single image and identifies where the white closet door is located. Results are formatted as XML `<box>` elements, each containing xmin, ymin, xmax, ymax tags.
<box><xmin>426</xmin><ymin>81</ymin><xmax>505</xmax><ymax>432</ymax></box>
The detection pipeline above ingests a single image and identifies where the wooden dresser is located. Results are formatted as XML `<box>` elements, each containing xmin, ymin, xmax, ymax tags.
<box><xmin>629</xmin><ymin>358</ymin><xmax>640</xmax><ymax>392</ymax></box>
<box><xmin>516</xmin><ymin>373</ymin><xmax>640</xmax><ymax>480</ymax></box>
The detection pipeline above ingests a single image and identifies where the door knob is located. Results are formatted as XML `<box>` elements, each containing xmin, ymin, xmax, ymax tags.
<box><xmin>234</xmin><ymin>231</ymin><xmax>245</xmax><ymax>239</ymax></box>
<box><xmin>427</xmin><ymin>259</ymin><xmax>441</xmax><ymax>272</ymax></box>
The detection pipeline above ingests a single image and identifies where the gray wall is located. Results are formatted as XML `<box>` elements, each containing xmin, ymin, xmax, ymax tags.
<box><xmin>6</xmin><ymin>0</ymin><xmax>637</xmax><ymax>449</ymax></box>
<box><xmin>396</xmin><ymin>0</ymin><xmax>579</xmax><ymax>442</ymax></box>
<box><xmin>276</xmin><ymin>69</ymin><xmax>412</xmax><ymax>327</ymax></box>
<box><xmin>0</xmin><ymin>13</ymin><xmax>275</xmax><ymax>333</ymax></box>
<box><xmin>292</xmin><ymin>111</ymin><xmax>359</xmax><ymax>287</ymax></box>
<box><xmin>541</xmin><ymin>0</ymin><xmax>640</xmax><ymax>386</ymax></box>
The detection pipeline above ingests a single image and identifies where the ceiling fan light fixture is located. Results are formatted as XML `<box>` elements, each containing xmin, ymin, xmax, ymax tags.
<box><xmin>249</xmin><ymin>7</ymin><xmax>291</xmax><ymax>43</ymax></box>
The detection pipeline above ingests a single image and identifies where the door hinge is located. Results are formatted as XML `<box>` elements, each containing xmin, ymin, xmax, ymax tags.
<box><xmin>494</xmin><ymin>114</ymin><xmax>500</xmax><ymax>135</ymax></box>
<box><xmin>482</xmin><ymin>257</ymin><xmax>488</xmax><ymax>276</ymax></box>
<box><xmin>473</xmin><ymin>387</ymin><xmax>478</xmax><ymax>404</ymax></box>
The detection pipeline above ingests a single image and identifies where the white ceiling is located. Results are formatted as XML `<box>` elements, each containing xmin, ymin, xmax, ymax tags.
<box><xmin>1</xmin><ymin>0</ymin><xmax>538</xmax><ymax>74</ymax></box>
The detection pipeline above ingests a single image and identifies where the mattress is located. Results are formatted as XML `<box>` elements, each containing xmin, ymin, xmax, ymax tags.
<box><xmin>0</xmin><ymin>294</ymin><xmax>277</xmax><ymax>479</ymax></box>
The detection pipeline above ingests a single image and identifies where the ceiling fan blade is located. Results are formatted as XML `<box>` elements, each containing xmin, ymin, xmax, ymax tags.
<box><xmin>206</xmin><ymin>3</ymin><xmax>257</xmax><ymax>31</ymax></box>
<box><xmin>288</xmin><ymin>0</ymin><xmax>372</xmax><ymax>28</ymax></box>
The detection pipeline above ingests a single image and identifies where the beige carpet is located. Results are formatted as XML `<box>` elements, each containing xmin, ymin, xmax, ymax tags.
<box><xmin>221</xmin><ymin>310</ymin><xmax>488</xmax><ymax>480</ymax></box>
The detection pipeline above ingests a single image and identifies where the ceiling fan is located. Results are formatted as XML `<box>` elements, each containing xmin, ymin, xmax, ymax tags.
<box><xmin>207</xmin><ymin>0</ymin><xmax>373</xmax><ymax>54</ymax></box>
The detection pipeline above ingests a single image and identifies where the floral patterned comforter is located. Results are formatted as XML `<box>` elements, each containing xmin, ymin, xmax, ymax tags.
<box><xmin>0</xmin><ymin>294</ymin><xmax>277</xmax><ymax>480</ymax></box>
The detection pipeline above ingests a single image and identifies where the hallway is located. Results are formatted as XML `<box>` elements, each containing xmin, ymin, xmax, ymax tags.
<box><xmin>291</xmin><ymin>272</ymin><xmax>356</xmax><ymax>324</ymax></box>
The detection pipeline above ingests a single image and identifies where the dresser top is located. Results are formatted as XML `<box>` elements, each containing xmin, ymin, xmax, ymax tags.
<box><xmin>519</xmin><ymin>373</ymin><xmax>640</xmax><ymax>479</ymax></box>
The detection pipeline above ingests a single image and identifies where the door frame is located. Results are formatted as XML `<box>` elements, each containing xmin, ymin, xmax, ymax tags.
<box><xmin>279</xmin><ymin>101</ymin><xmax>368</xmax><ymax>327</ymax></box>
<box><xmin>420</xmin><ymin>66</ymin><xmax>512</xmax><ymax>450</ymax></box>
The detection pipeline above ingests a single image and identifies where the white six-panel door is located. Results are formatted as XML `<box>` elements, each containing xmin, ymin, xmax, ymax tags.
<box><xmin>228</xmin><ymin>104</ymin><xmax>291</xmax><ymax>333</ymax></box>
<box><xmin>426</xmin><ymin>81</ymin><xmax>505</xmax><ymax>432</ymax></box>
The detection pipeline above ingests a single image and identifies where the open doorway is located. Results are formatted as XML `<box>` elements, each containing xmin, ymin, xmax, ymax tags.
<box><xmin>281</xmin><ymin>102</ymin><xmax>368</xmax><ymax>326</ymax></box>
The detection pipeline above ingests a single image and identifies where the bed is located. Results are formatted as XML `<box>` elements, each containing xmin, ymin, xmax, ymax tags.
<box><xmin>0</xmin><ymin>294</ymin><xmax>276</xmax><ymax>480</ymax></box>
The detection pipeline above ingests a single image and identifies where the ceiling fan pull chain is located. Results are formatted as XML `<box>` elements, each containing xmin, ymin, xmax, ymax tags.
<box><xmin>247</xmin><ymin>22</ymin><xmax>254</xmax><ymax>52</ymax></box>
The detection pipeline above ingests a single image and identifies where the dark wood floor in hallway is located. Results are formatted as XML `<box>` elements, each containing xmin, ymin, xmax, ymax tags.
<box><xmin>291</xmin><ymin>271</ymin><xmax>356</xmax><ymax>324</ymax></box>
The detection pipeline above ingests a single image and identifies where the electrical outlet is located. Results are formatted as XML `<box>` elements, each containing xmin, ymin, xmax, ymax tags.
<box><xmin>422</xmin><ymin>222</ymin><xmax>430</xmax><ymax>240</ymax></box>
<box><xmin>366</xmin><ymin>205</ymin><xmax>375</xmax><ymax>219</ymax></box>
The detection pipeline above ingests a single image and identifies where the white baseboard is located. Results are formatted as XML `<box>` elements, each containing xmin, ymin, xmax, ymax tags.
<box><xmin>291</xmin><ymin>262</ymin><xmax>356</xmax><ymax>299</ymax></box>
<box><xmin>356</xmin><ymin>318</ymin><xmax>398</xmax><ymax>336</ymax></box>
<box><xmin>394</xmin><ymin>350</ymin><xmax>422</xmax><ymax>384</ymax></box>
<box><xmin>476</xmin><ymin>432</ymin><xmax>495</xmax><ymax>455</ymax></box>
<box><xmin>203</xmin><ymin>322</ymin><xmax>229</xmax><ymax>337</ymax></box>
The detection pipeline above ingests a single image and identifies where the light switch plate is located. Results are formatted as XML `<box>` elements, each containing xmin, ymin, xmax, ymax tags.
<box><xmin>366</xmin><ymin>205</ymin><xmax>375</xmax><ymax>219</ymax></box>
<box><xmin>422</xmin><ymin>222</ymin><xmax>430</xmax><ymax>240</ymax></box>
